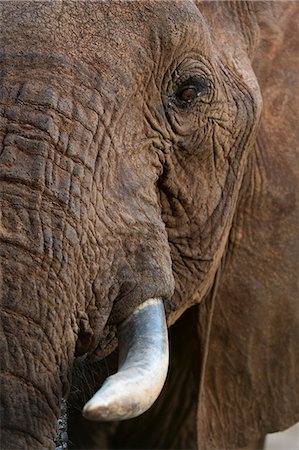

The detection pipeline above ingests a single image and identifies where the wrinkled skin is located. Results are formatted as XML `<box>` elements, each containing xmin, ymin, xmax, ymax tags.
<box><xmin>0</xmin><ymin>1</ymin><xmax>298</xmax><ymax>449</ymax></box>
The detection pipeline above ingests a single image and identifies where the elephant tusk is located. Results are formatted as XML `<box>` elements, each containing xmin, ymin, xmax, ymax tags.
<box><xmin>82</xmin><ymin>298</ymin><xmax>169</xmax><ymax>421</ymax></box>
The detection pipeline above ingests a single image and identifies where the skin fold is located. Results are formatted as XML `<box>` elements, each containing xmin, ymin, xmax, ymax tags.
<box><xmin>0</xmin><ymin>1</ymin><xmax>298</xmax><ymax>449</ymax></box>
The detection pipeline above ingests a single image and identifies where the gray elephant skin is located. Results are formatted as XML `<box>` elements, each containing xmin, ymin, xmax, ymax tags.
<box><xmin>0</xmin><ymin>1</ymin><xmax>298</xmax><ymax>449</ymax></box>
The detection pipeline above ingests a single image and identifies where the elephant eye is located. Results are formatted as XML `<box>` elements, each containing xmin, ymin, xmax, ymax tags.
<box><xmin>177</xmin><ymin>86</ymin><xmax>198</xmax><ymax>103</ymax></box>
<box><xmin>174</xmin><ymin>76</ymin><xmax>209</xmax><ymax>108</ymax></box>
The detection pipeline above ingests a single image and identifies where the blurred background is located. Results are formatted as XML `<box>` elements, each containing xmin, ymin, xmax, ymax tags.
<box><xmin>265</xmin><ymin>422</ymin><xmax>299</xmax><ymax>450</ymax></box>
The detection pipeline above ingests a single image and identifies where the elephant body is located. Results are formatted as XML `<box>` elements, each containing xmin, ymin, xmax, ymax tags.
<box><xmin>0</xmin><ymin>1</ymin><xmax>298</xmax><ymax>449</ymax></box>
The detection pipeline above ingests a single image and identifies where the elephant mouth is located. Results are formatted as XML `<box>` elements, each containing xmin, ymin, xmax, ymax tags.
<box><xmin>83</xmin><ymin>298</ymin><xmax>169</xmax><ymax>421</ymax></box>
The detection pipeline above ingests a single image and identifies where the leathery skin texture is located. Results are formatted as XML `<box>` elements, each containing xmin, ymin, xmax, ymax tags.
<box><xmin>0</xmin><ymin>1</ymin><xmax>298</xmax><ymax>449</ymax></box>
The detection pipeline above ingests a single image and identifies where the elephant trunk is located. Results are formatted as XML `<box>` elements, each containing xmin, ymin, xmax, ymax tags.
<box><xmin>0</xmin><ymin>322</ymin><xmax>59</xmax><ymax>450</ymax></box>
<box><xmin>0</xmin><ymin>56</ymin><xmax>86</xmax><ymax>447</ymax></box>
<box><xmin>0</xmin><ymin>233</ymin><xmax>75</xmax><ymax>448</ymax></box>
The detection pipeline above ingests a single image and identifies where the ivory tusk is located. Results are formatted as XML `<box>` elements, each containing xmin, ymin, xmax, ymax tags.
<box><xmin>82</xmin><ymin>298</ymin><xmax>169</xmax><ymax>421</ymax></box>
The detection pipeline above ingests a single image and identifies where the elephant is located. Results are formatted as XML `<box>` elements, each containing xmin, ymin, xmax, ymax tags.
<box><xmin>0</xmin><ymin>1</ymin><xmax>298</xmax><ymax>449</ymax></box>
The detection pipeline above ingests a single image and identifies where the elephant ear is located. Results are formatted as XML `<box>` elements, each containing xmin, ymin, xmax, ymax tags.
<box><xmin>197</xmin><ymin>3</ymin><xmax>299</xmax><ymax>449</ymax></box>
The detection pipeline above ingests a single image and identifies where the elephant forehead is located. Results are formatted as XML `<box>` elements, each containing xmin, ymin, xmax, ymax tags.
<box><xmin>1</xmin><ymin>1</ymin><xmax>209</xmax><ymax>95</ymax></box>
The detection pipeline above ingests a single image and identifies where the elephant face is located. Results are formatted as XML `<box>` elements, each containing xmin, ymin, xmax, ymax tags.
<box><xmin>0</xmin><ymin>1</ymin><xmax>262</xmax><ymax>448</ymax></box>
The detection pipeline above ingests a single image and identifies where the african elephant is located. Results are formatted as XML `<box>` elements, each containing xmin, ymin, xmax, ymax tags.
<box><xmin>0</xmin><ymin>1</ymin><xmax>298</xmax><ymax>449</ymax></box>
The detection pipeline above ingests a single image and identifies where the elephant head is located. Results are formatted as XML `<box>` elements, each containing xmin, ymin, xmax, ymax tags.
<box><xmin>1</xmin><ymin>1</ymin><xmax>298</xmax><ymax>449</ymax></box>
